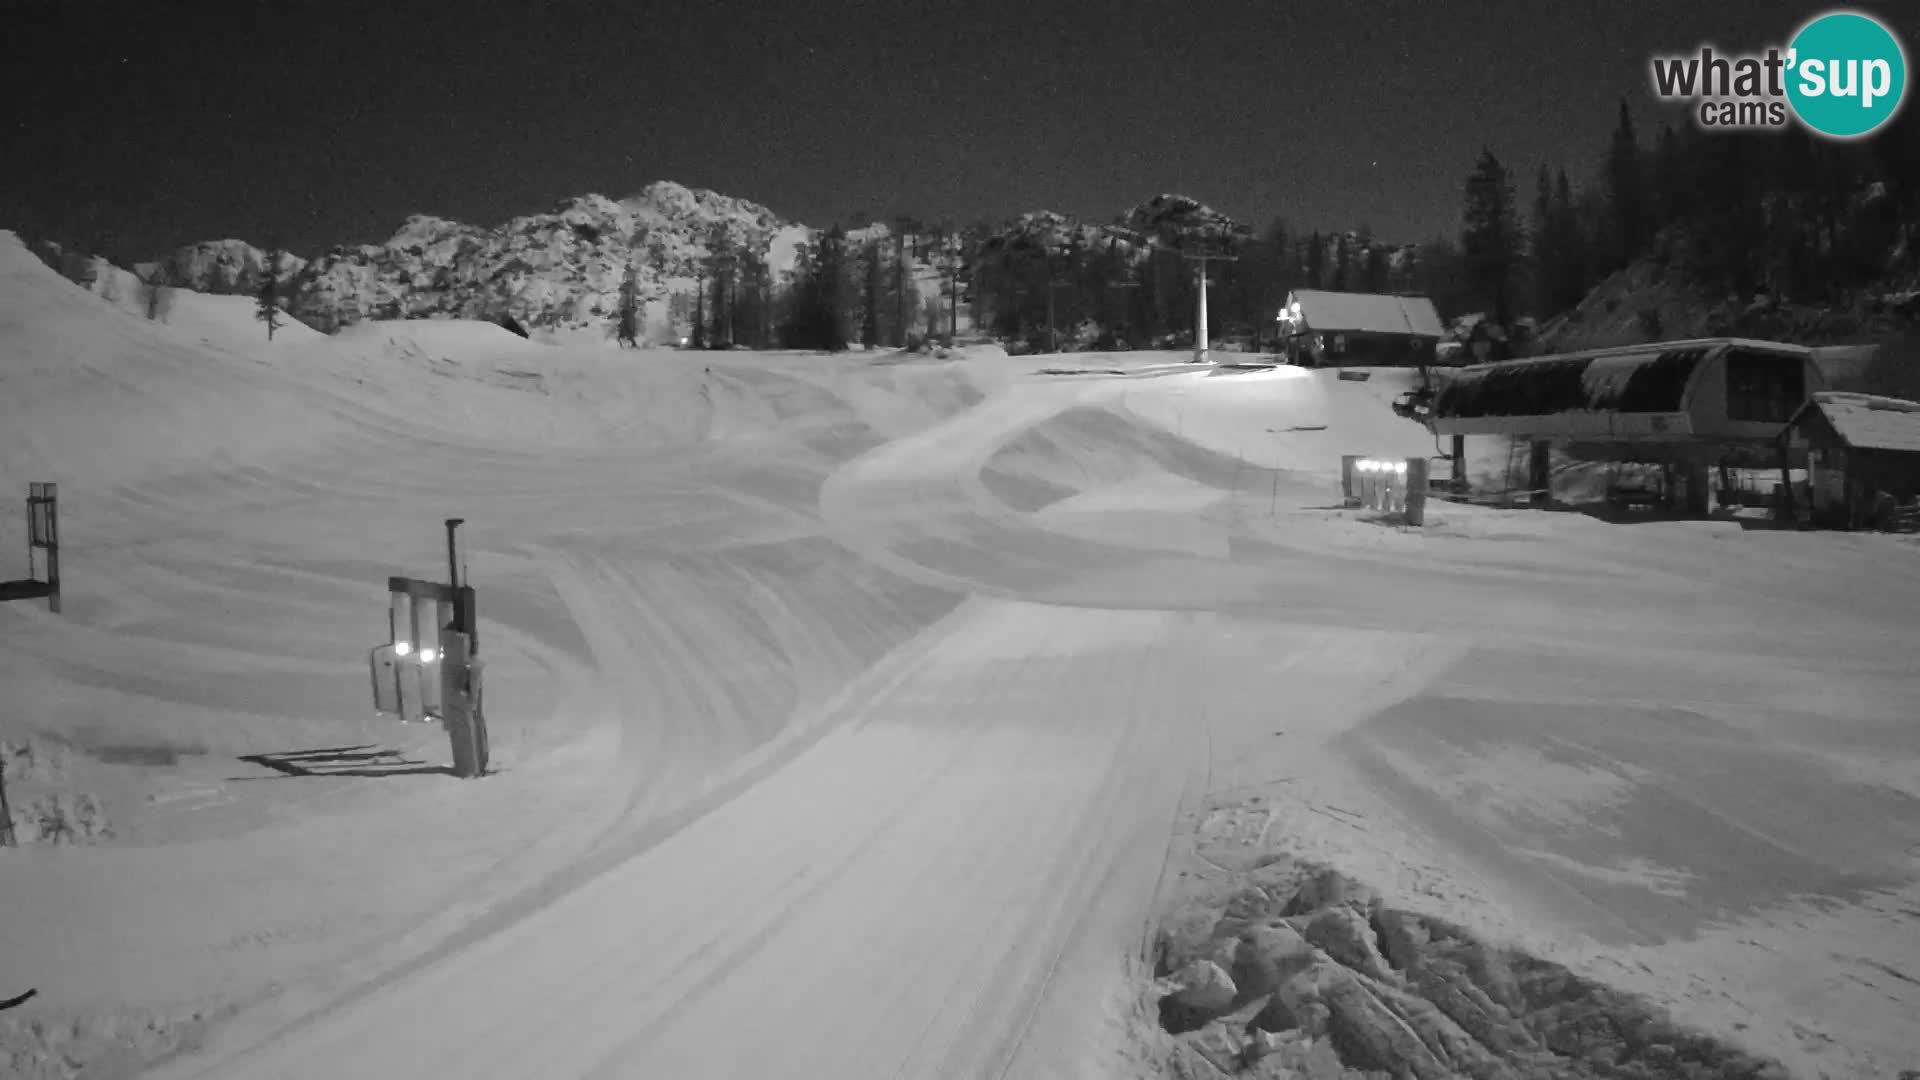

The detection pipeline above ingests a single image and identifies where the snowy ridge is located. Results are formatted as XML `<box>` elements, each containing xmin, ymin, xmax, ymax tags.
<box><xmin>151</xmin><ymin>239</ymin><xmax>307</xmax><ymax>294</ymax></box>
<box><xmin>284</xmin><ymin>182</ymin><xmax>806</xmax><ymax>341</ymax></box>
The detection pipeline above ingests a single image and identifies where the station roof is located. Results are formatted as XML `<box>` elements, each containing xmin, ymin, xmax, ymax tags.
<box><xmin>1788</xmin><ymin>392</ymin><xmax>1920</xmax><ymax>453</ymax></box>
<box><xmin>1432</xmin><ymin>344</ymin><xmax>1712</xmax><ymax>418</ymax></box>
<box><xmin>1284</xmin><ymin>290</ymin><xmax>1444</xmax><ymax>338</ymax></box>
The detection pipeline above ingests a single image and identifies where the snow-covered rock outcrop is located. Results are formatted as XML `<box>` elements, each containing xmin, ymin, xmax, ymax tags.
<box><xmin>153</xmin><ymin>239</ymin><xmax>306</xmax><ymax>294</ymax></box>
<box><xmin>286</xmin><ymin>182</ymin><xmax>807</xmax><ymax>342</ymax></box>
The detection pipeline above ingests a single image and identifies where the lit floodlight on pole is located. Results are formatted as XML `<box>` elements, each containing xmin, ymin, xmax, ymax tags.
<box><xmin>1180</xmin><ymin>228</ymin><xmax>1244</xmax><ymax>365</ymax></box>
<box><xmin>367</xmin><ymin>518</ymin><xmax>489</xmax><ymax>778</ymax></box>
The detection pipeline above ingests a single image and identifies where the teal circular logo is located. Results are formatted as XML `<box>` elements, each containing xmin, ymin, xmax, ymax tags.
<box><xmin>1787</xmin><ymin>11</ymin><xmax>1908</xmax><ymax>138</ymax></box>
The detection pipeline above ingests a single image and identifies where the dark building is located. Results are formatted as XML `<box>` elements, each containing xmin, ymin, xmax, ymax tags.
<box><xmin>1779</xmin><ymin>392</ymin><xmax>1920</xmax><ymax>531</ymax></box>
<box><xmin>1424</xmin><ymin>337</ymin><xmax>1826</xmax><ymax>513</ymax></box>
<box><xmin>1277</xmin><ymin>290</ymin><xmax>1443</xmax><ymax>368</ymax></box>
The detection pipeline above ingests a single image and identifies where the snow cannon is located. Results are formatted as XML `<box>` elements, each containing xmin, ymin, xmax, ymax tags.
<box><xmin>368</xmin><ymin>519</ymin><xmax>489</xmax><ymax>778</ymax></box>
<box><xmin>1345</xmin><ymin>457</ymin><xmax>1428</xmax><ymax>523</ymax></box>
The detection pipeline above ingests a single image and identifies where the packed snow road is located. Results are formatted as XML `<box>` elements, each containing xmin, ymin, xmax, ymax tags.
<box><xmin>130</xmin><ymin>363</ymin><xmax>1474</xmax><ymax>1079</ymax></box>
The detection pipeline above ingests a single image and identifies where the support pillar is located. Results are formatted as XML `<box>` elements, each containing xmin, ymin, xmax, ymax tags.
<box><xmin>439</xmin><ymin>613</ymin><xmax>487</xmax><ymax>779</ymax></box>
<box><xmin>0</xmin><ymin>759</ymin><xmax>15</xmax><ymax>846</ymax></box>
<box><xmin>1406</xmin><ymin>458</ymin><xmax>1430</xmax><ymax>526</ymax></box>
<box><xmin>1528</xmin><ymin>440</ymin><xmax>1552</xmax><ymax>507</ymax></box>
<box><xmin>1776</xmin><ymin>447</ymin><xmax>1796</xmax><ymax>524</ymax></box>
<box><xmin>1451</xmin><ymin>435</ymin><xmax>1467</xmax><ymax>494</ymax></box>
<box><xmin>1194</xmin><ymin>263</ymin><xmax>1209</xmax><ymax>364</ymax></box>
<box><xmin>1685</xmin><ymin>462</ymin><xmax>1712</xmax><ymax>517</ymax></box>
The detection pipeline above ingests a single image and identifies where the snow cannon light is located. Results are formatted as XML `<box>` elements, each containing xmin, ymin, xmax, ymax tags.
<box><xmin>394</xmin><ymin>640</ymin><xmax>412</xmax><ymax>657</ymax></box>
<box><xmin>417</xmin><ymin>646</ymin><xmax>439</xmax><ymax>664</ymax></box>
<box><xmin>1355</xmin><ymin>458</ymin><xmax>1410</xmax><ymax>474</ymax></box>
<box><xmin>1349</xmin><ymin>456</ymin><xmax>1414</xmax><ymax>514</ymax></box>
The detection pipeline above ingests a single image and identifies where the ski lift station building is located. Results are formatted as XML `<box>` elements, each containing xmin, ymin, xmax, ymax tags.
<box><xmin>1427</xmin><ymin>337</ymin><xmax>1826</xmax><ymax>468</ymax></box>
<box><xmin>1278</xmin><ymin>290</ymin><xmax>1445</xmax><ymax>368</ymax></box>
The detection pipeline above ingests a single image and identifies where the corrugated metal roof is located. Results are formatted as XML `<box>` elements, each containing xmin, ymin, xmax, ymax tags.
<box><xmin>1287</xmin><ymin>290</ymin><xmax>1444</xmax><ymax>338</ymax></box>
<box><xmin>1809</xmin><ymin>391</ymin><xmax>1920</xmax><ymax>453</ymax></box>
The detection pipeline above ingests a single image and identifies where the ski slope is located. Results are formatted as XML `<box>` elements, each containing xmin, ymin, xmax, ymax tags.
<box><xmin>1</xmin><ymin>232</ymin><xmax>1917</xmax><ymax>1079</ymax></box>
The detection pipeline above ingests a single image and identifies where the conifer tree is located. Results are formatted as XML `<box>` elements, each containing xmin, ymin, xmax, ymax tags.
<box><xmin>1606</xmin><ymin>99</ymin><xmax>1652</xmax><ymax>268</ymax></box>
<box><xmin>256</xmin><ymin>250</ymin><xmax>283</xmax><ymax>341</ymax></box>
<box><xmin>1462</xmin><ymin>149</ymin><xmax>1523</xmax><ymax>325</ymax></box>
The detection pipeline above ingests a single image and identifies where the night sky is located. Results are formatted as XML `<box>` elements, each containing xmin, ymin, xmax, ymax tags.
<box><xmin>5</xmin><ymin>0</ymin><xmax>1913</xmax><ymax>263</ymax></box>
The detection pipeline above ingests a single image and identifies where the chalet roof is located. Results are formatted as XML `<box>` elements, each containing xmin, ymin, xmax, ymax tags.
<box><xmin>1793</xmin><ymin>392</ymin><xmax>1920</xmax><ymax>453</ymax></box>
<box><xmin>1286</xmin><ymin>290</ymin><xmax>1444</xmax><ymax>338</ymax></box>
<box><xmin>1432</xmin><ymin>344</ymin><xmax>1712</xmax><ymax>419</ymax></box>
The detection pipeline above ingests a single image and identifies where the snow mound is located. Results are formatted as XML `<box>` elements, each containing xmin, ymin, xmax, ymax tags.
<box><xmin>0</xmin><ymin>232</ymin><xmax>341</xmax><ymax>491</ymax></box>
<box><xmin>1155</xmin><ymin>861</ymin><xmax>1788</xmax><ymax>1079</ymax></box>
<box><xmin>330</xmin><ymin>317</ymin><xmax>541</xmax><ymax>356</ymax></box>
<box><xmin>82</xmin><ymin>259</ymin><xmax>324</xmax><ymax>348</ymax></box>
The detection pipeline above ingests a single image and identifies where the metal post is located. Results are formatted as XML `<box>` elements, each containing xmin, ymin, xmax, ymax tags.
<box><xmin>0</xmin><ymin>760</ymin><xmax>15</xmax><ymax>847</ymax></box>
<box><xmin>1451</xmin><ymin>435</ymin><xmax>1467</xmax><ymax>494</ymax></box>
<box><xmin>1194</xmin><ymin>261</ymin><xmax>1208</xmax><ymax>364</ymax></box>
<box><xmin>46</xmin><ymin>484</ymin><xmax>57</xmax><ymax>613</ymax></box>
<box><xmin>1406</xmin><ymin>457</ymin><xmax>1430</xmax><ymax>526</ymax></box>
<box><xmin>1777</xmin><ymin>444</ymin><xmax>1796</xmax><ymax>524</ymax></box>
<box><xmin>28</xmin><ymin>483</ymin><xmax>59</xmax><ymax>613</ymax></box>
<box><xmin>1686</xmin><ymin>462</ymin><xmax>1713</xmax><ymax>517</ymax></box>
<box><xmin>440</xmin><ymin>623</ymin><xmax>487</xmax><ymax>778</ymax></box>
<box><xmin>445</xmin><ymin>518</ymin><xmax>465</xmax><ymax>602</ymax></box>
<box><xmin>1529</xmin><ymin>441</ymin><xmax>1552</xmax><ymax>507</ymax></box>
<box><xmin>1181</xmin><ymin>249</ymin><xmax>1238</xmax><ymax>365</ymax></box>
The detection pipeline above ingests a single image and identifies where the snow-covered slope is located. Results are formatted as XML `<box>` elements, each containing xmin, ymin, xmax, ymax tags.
<box><xmin>0</xmin><ymin>239</ymin><xmax>339</xmax><ymax>494</ymax></box>
<box><xmin>3</xmin><ymin>233</ymin><xmax>1917</xmax><ymax>1080</ymax></box>
<box><xmin>86</xmin><ymin>258</ymin><xmax>324</xmax><ymax>348</ymax></box>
